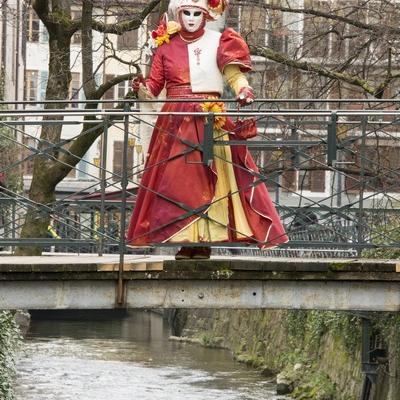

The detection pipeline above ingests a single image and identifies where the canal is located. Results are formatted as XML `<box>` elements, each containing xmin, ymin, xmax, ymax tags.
<box><xmin>15</xmin><ymin>311</ymin><xmax>285</xmax><ymax>399</ymax></box>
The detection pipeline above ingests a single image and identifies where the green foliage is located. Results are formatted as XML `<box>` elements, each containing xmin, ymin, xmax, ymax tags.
<box><xmin>292</xmin><ymin>370</ymin><xmax>336</xmax><ymax>400</ymax></box>
<box><xmin>198</xmin><ymin>331</ymin><xmax>224</xmax><ymax>348</ymax></box>
<box><xmin>234</xmin><ymin>353</ymin><xmax>265</xmax><ymax>368</ymax></box>
<box><xmin>276</xmin><ymin>354</ymin><xmax>336</xmax><ymax>400</ymax></box>
<box><xmin>370</xmin><ymin>312</ymin><xmax>400</xmax><ymax>363</ymax></box>
<box><xmin>284</xmin><ymin>310</ymin><xmax>361</xmax><ymax>354</ymax></box>
<box><xmin>0</xmin><ymin>311</ymin><xmax>22</xmax><ymax>400</ymax></box>
<box><xmin>362</xmin><ymin>216</ymin><xmax>400</xmax><ymax>259</ymax></box>
<box><xmin>276</xmin><ymin>348</ymin><xmax>311</xmax><ymax>370</ymax></box>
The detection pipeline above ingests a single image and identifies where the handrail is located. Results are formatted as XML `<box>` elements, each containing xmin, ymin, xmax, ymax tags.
<box><xmin>0</xmin><ymin>100</ymin><xmax>400</xmax><ymax>259</ymax></box>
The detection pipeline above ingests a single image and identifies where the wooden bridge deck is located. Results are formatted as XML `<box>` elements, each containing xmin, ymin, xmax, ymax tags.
<box><xmin>0</xmin><ymin>255</ymin><xmax>399</xmax><ymax>311</ymax></box>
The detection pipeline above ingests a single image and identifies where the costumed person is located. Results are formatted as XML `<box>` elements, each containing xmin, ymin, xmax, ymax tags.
<box><xmin>127</xmin><ymin>0</ymin><xmax>288</xmax><ymax>259</ymax></box>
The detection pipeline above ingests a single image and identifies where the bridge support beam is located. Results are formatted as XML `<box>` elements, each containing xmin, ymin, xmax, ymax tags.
<box><xmin>0</xmin><ymin>279</ymin><xmax>400</xmax><ymax>311</ymax></box>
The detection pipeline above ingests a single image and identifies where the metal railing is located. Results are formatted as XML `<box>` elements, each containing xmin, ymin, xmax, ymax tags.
<box><xmin>1</xmin><ymin>99</ymin><xmax>400</xmax><ymax>259</ymax></box>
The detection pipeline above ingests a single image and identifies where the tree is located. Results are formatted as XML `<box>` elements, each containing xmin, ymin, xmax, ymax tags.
<box><xmin>17</xmin><ymin>0</ymin><xmax>162</xmax><ymax>255</ymax></box>
<box><xmin>234</xmin><ymin>0</ymin><xmax>400</xmax><ymax>99</ymax></box>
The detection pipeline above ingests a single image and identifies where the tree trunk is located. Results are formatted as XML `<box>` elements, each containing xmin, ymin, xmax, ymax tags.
<box><xmin>16</xmin><ymin>0</ymin><xmax>160</xmax><ymax>255</ymax></box>
<box><xmin>16</xmin><ymin>28</ymin><xmax>72</xmax><ymax>255</ymax></box>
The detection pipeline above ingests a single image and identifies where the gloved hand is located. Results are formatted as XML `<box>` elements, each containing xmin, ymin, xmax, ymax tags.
<box><xmin>131</xmin><ymin>74</ymin><xmax>146</xmax><ymax>93</ymax></box>
<box><xmin>236</xmin><ymin>86</ymin><xmax>255</xmax><ymax>107</ymax></box>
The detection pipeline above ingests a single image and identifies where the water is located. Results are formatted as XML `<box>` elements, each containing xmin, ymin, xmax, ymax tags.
<box><xmin>15</xmin><ymin>311</ymin><xmax>285</xmax><ymax>400</ymax></box>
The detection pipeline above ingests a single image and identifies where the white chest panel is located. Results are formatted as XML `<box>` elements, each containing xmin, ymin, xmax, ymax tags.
<box><xmin>188</xmin><ymin>29</ymin><xmax>224</xmax><ymax>94</ymax></box>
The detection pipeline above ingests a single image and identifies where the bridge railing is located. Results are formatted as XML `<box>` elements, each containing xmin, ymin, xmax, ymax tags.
<box><xmin>1</xmin><ymin>99</ymin><xmax>400</xmax><ymax>258</ymax></box>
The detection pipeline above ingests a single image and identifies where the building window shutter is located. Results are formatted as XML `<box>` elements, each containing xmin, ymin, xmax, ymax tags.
<box><xmin>117</xmin><ymin>16</ymin><xmax>138</xmax><ymax>50</ymax></box>
<box><xmin>113</xmin><ymin>141</ymin><xmax>134</xmax><ymax>182</ymax></box>
<box><xmin>25</xmin><ymin>70</ymin><xmax>39</xmax><ymax>101</ymax></box>
<box><xmin>281</xmin><ymin>149</ymin><xmax>297</xmax><ymax>192</ymax></box>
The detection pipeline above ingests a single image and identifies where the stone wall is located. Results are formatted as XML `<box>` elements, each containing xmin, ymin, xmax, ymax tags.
<box><xmin>171</xmin><ymin>309</ymin><xmax>400</xmax><ymax>400</ymax></box>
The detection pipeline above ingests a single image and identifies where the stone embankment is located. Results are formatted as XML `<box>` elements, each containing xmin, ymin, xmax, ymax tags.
<box><xmin>169</xmin><ymin>309</ymin><xmax>400</xmax><ymax>400</ymax></box>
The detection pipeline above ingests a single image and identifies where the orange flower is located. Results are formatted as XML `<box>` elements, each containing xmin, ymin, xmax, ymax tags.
<box><xmin>201</xmin><ymin>101</ymin><xmax>227</xmax><ymax>130</ymax></box>
<box><xmin>151</xmin><ymin>23</ymin><xmax>170</xmax><ymax>47</ymax></box>
<box><xmin>208</xmin><ymin>0</ymin><xmax>227</xmax><ymax>15</ymax></box>
<box><xmin>151</xmin><ymin>20</ymin><xmax>181</xmax><ymax>47</ymax></box>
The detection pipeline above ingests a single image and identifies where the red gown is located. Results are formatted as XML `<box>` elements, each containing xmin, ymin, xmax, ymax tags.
<box><xmin>126</xmin><ymin>28</ymin><xmax>288</xmax><ymax>248</ymax></box>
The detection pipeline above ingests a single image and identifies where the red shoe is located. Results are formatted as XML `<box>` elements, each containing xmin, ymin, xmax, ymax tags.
<box><xmin>191</xmin><ymin>246</ymin><xmax>211</xmax><ymax>259</ymax></box>
<box><xmin>175</xmin><ymin>247</ymin><xmax>193</xmax><ymax>260</ymax></box>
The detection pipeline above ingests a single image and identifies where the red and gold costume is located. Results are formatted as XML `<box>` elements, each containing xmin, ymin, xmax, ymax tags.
<box><xmin>127</xmin><ymin>4</ymin><xmax>288</xmax><ymax>249</ymax></box>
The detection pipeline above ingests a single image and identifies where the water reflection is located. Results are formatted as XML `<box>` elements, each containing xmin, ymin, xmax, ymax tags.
<box><xmin>16</xmin><ymin>311</ymin><xmax>285</xmax><ymax>400</ymax></box>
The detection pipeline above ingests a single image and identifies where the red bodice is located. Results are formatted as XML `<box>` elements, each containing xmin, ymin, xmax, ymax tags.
<box><xmin>145</xmin><ymin>28</ymin><xmax>252</xmax><ymax>98</ymax></box>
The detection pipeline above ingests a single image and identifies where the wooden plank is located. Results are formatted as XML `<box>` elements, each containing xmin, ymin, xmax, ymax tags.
<box><xmin>97</xmin><ymin>263</ymin><xmax>147</xmax><ymax>272</ymax></box>
<box><xmin>97</xmin><ymin>262</ymin><xmax>163</xmax><ymax>272</ymax></box>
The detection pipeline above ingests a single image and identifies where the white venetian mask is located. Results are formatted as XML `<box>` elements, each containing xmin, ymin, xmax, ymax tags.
<box><xmin>180</xmin><ymin>8</ymin><xmax>204</xmax><ymax>33</ymax></box>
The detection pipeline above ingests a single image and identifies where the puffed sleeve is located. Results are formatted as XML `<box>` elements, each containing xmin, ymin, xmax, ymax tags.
<box><xmin>145</xmin><ymin>48</ymin><xmax>166</xmax><ymax>97</ymax></box>
<box><xmin>217</xmin><ymin>28</ymin><xmax>252</xmax><ymax>73</ymax></box>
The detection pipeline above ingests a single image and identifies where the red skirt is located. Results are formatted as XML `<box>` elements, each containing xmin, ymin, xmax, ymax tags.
<box><xmin>126</xmin><ymin>101</ymin><xmax>288</xmax><ymax>248</ymax></box>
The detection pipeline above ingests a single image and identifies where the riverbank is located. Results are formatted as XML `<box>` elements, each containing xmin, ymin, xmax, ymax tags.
<box><xmin>171</xmin><ymin>309</ymin><xmax>400</xmax><ymax>400</ymax></box>
<box><xmin>171</xmin><ymin>310</ymin><xmax>362</xmax><ymax>400</ymax></box>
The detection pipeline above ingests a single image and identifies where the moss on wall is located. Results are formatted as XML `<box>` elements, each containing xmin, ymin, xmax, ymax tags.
<box><xmin>0</xmin><ymin>311</ymin><xmax>22</xmax><ymax>400</ymax></box>
<box><xmin>178</xmin><ymin>308</ymin><xmax>400</xmax><ymax>399</ymax></box>
<box><xmin>178</xmin><ymin>309</ymin><xmax>396</xmax><ymax>399</ymax></box>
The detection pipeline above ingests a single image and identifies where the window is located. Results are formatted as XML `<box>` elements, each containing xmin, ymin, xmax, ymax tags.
<box><xmin>117</xmin><ymin>81</ymin><xmax>127</xmax><ymax>100</ymax></box>
<box><xmin>113</xmin><ymin>141</ymin><xmax>134</xmax><ymax>182</ymax></box>
<box><xmin>26</xmin><ymin>8</ymin><xmax>40</xmax><ymax>42</ymax></box>
<box><xmin>297</xmin><ymin>146</ymin><xmax>326</xmax><ymax>192</ymax></box>
<box><xmin>266</xmin><ymin>10</ymin><xmax>288</xmax><ymax>53</ymax></box>
<box><xmin>277</xmin><ymin>144</ymin><xmax>326</xmax><ymax>193</ymax></box>
<box><xmin>69</xmin><ymin>72</ymin><xmax>80</xmax><ymax>108</ymax></box>
<box><xmin>302</xmin><ymin>0</ymin><xmax>330</xmax><ymax>59</ymax></box>
<box><xmin>117</xmin><ymin>16</ymin><xmax>138</xmax><ymax>50</ymax></box>
<box><xmin>25</xmin><ymin>70</ymin><xmax>38</xmax><ymax>101</ymax></box>
<box><xmin>71</xmin><ymin>11</ymin><xmax>81</xmax><ymax>44</ymax></box>
<box><xmin>240</xmin><ymin>5</ymin><xmax>267</xmax><ymax>47</ymax></box>
<box><xmin>344</xmin><ymin>144</ymin><xmax>400</xmax><ymax>193</ymax></box>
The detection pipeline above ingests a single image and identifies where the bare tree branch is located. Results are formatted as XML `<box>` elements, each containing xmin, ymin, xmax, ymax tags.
<box><xmin>94</xmin><ymin>73</ymin><xmax>135</xmax><ymax>99</ymax></box>
<box><xmin>250</xmin><ymin>44</ymin><xmax>380</xmax><ymax>97</ymax></box>
<box><xmin>234</xmin><ymin>0</ymin><xmax>400</xmax><ymax>35</ymax></box>
<box><xmin>91</xmin><ymin>0</ymin><xmax>161</xmax><ymax>34</ymax></box>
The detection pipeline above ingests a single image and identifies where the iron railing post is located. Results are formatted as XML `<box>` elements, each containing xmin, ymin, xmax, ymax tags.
<box><xmin>117</xmin><ymin>104</ymin><xmax>130</xmax><ymax>305</ymax></box>
<box><xmin>98</xmin><ymin>116</ymin><xmax>109</xmax><ymax>256</ymax></box>
<box><xmin>357</xmin><ymin>116</ymin><xmax>368</xmax><ymax>256</ymax></box>
<box><xmin>203</xmin><ymin>112</ymin><xmax>214</xmax><ymax>166</ymax></box>
<box><xmin>291</xmin><ymin>126</ymin><xmax>300</xmax><ymax>169</ymax></box>
<box><xmin>11</xmin><ymin>200</ymin><xmax>16</xmax><ymax>254</ymax></box>
<box><xmin>327</xmin><ymin>112</ymin><xmax>338</xmax><ymax>166</ymax></box>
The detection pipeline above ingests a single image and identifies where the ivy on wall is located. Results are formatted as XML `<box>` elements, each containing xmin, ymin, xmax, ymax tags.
<box><xmin>0</xmin><ymin>311</ymin><xmax>22</xmax><ymax>400</ymax></box>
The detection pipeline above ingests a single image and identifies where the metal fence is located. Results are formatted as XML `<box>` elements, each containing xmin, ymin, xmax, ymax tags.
<box><xmin>1</xmin><ymin>99</ymin><xmax>400</xmax><ymax>258</ymax></box>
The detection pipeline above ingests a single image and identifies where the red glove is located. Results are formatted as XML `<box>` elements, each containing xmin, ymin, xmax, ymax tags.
<box><xmin>131</xmin><ymin>74</ymin><xmax>146</xmax><ymax>93</ymax></box>
<box><xmin>237</xmin><ymin>86</ymin><xmax>255</xmax><ymax>107</ymax></box>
